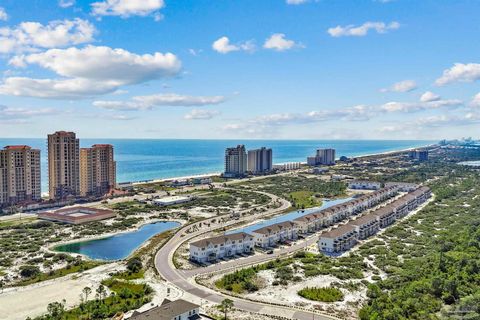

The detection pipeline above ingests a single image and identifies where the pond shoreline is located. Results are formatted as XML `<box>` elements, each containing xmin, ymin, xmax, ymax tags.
<box><xmin>49</xmin><ymin>218</ymin><xmax>184</xmax><ymax>261</ymax></box>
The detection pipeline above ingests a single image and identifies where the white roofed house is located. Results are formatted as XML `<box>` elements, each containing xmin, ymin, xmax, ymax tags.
<box><xmin>189</xmin><ymin>232</ymin><xmax>254</xmax><ymax>263</ymax></box>
<box><xmin>318</xmin><ymin>224</ymin><xmax>357</xmax><ymax>253</ymax></box>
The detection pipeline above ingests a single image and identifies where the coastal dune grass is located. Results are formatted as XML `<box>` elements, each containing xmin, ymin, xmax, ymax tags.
<box><xmin>298</xmin><ymin>286</ymin><xmax>344</xmax><ymax>302</ymax></box>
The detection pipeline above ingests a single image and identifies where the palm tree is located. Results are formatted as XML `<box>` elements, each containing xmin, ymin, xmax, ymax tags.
<box><xmin>217</xmin><ymin>298</ymin><xmax>234</xmax><ymax>320</ymax></box>
<box><xmin>82</xmin><ymin>286</ymin><xmax>92</xmax><ymax>301</ymax></box>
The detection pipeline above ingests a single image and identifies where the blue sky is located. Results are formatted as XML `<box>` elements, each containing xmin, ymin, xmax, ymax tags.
<box><xmin>0</xmin><ymin>0</ymin><xmax>479</xmax><ymax>139</ymax></box>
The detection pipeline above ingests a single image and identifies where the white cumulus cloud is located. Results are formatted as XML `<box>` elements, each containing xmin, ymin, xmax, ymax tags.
<box><xmin>91</xmin><ymin>0</ymin><xmax>165</xmax><ymax>18</ymax></box>
<box><xmin>2</xmin><ymin>45</ymin><xmax>181</xmax><ymax>99</ymax></box>
<box><xmin>0</xmin><ymin>18</ymin><xmax>95</xmax><ymax>53</ymax></box>
<box><xmin>286</xmin><ymin>0</ymin><xmax>309</xmax><ymax>4</ymax></box>
<box><xmin>328</xmin><ymin>21</ymin><xmax>400</xmax><ymax>37</ymax></box>
<box><xmin>381</xmin><ymin>80</ymin><xmax>417</xmax><ymax>93</ymax></box>
<box><xmin>212</xmin><ymin>36</ymin><xmax>255</xmax><ymax>54</ymax></box>
<box><xmin>263</xmin><ymin>33</ymin><xmax>300</xmax><ymax>51</ymax></box>
<box><xmin>470</xmin><ymin>93</ymin><xmax>480</xmax><ymax>108</ymax></box>
<box><xmin>435</xmin><ymin>63</ymin><xmax>480</xmax><ymax>86</ymax></box>
<box><xmin>93</xmin><ymin>93</ymin><xmax>226</xmax><ymax>110</ymax></box>
<box><xmin>184</xmin><ymin>109</ymin><xmax>220</xmax><ymax>120</ymax></box>
<box><xmin>380</xmin><ymin>99</ymin><xmax>462</xmax><ymax>113</ymax></box>
<box><xmin>420</xmin><ymin>91</ymin><xmax>441</xmax><ymax>103</ymax></box>
<box><xmin>58</xmin><ymin>0</ymin><xmax>75</xmax><ymax>8</ymax></box>
<box><xmin>0</xmin><ymin>7</ymin><xmax>8</xmax><ymax>21</ymax></box>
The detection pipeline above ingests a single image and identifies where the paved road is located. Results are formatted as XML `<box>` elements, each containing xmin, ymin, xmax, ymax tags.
<box><xmin>155</xmin><ymin>189</ymin><xmax>338</xmax><ymax>320</ymax></box>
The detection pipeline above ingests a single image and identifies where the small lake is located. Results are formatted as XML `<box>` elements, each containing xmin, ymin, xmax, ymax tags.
<box><xmin>226</xmin><ymin>197</ymin><xmax>352</xmax><ymax>235</ymax></box>
<box><xmin>54</xmin><ymin>221</ymin><xmax>181</xmax><ymax>261</ymax></box>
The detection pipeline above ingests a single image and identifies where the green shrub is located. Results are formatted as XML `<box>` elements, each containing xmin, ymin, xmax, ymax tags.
<box><xmin>298</xmin><ymin>286</ymin><xmax>344</xmax><ymax>302</ymax></box>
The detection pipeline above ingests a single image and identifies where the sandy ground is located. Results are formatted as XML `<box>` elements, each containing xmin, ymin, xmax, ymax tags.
<box><xmin>0</xmin><ymin>263</ymin><xmax>122</xmax><ymax>320</ymax></box>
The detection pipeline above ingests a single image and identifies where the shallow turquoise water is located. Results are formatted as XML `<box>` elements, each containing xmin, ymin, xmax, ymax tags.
<box><xmin>54</xmin><ymin>221</ymin><xmax>180</xmax><ymax>261</ymax></box>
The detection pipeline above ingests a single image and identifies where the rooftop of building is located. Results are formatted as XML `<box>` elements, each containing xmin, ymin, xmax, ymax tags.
<box><xmin>3</xmin><ymin>145</ymin><xmax>32</xmax><ymax>150</ymax></box>
<box><xmin>320</xmin><ymin>224</ymin><xmax>356</xmax><ymax>239</ymax></box>
<box><xmin>130</xmin><ymin>299</ymin><xmax>200</xmax><ymax>320</ymax></box>
<box><xmin>190</xmin><ymin>232</ymin><xmax>252</xmax><ymax>248</ymax></box>
<box><xmin>251</xmin><ymin>221</ymin><xmax>297</xmax><ymax>235</ymax></box>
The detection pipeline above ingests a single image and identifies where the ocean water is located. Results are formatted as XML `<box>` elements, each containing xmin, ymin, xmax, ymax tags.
<box><xmin>0</xmin><ymin>139</ymin><xmax>435</xmax><ymax>192</ymax></box>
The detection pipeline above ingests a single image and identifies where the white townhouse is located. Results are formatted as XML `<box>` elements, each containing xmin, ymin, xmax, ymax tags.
<box><xmin>251</xmin><ymin>221</ymin><xmax>298</xmax><ymax>248</ymax></box>
<box><xmin>293</xmin><ymin>214</ymin><xmax>317</xmax><ymax>234</ymax></box>
<box><xmin>385</xmin><ymin>182</ymin><xmax>419</xmax><ymax>192</ymax></box>
<box><xmin>372</xmin><ymin>205</ymin><xmax>397</xmax><ymax>228</ymax></box>
<box><xmin>189</xmin><ymin>232</ymin><xmax>254</xmax><ymax>263</ymax></box>
<box><xmin>412</xmin><ymin>186</ymin><xmax>432</xmax><ymax>204</ymax></box>
<box><xmin>350</xmin><ymin>213</ymin><xmax>380</xmax><ymax>240</ymax></box>
<box><xmin>348</xmin><ymin>180</ymin><xmax>382</xmax><ymax>190</ymax></box>
<box><xmin>318</xmin><ymin>224</ymin><xmax>357</xmax><ymax>253</ymax></box>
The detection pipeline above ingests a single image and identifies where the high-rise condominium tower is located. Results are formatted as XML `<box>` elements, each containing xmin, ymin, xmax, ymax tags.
<box><xmin>0</xmin><ymin>145</ymin><xmax>41</xmax><ymax>207</ymax></box>
<box><xmin>80</xmin><ymin>144</ymin><xmax>116</xmax><ymax>197</ymax></box>
<box><xmin>224</xmin><ymin>145</ymin><xmax>247</xmax><ymax>178</ymax></box>
<box><xmin>48</xmin><ymin>131</ymin><xmax>80</xmax><ymax>200</ymax></box>
<box><xmin>307</xmin><ymin>148</ymin><xmax>336</xmax><ymax>166</ymax></box>
<box><xmin>248</xmin><ymin>147</ymin><xmax>273</xmax><ymax>174</ymax></box>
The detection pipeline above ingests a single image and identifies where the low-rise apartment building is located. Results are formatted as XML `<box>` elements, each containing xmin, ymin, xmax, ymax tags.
<box><xmin>319</xmin><ymin>186</ymin><xmax>432</xmax><ymax>253</ymax></box>
<box><xmin>350</xmin><ymin>214</ymin><xmax>380</xmax><ymax>240</ymax></box>
<box><xmin>189</xmin><ymin>232</ymin><xmax>253</xmax><ymax>263</ymax></box>
<box><xmin>251</xmin><ymin>221</ymin><xmax>298</xmax><ymax>248</ymax></box>
<box><xmin>348</xmin><ymin>180</ymin><xmax>382</xmax><ymax>190</ymax></box>
<box><xmin>318</xmin><ymin>224</ymin><xmax>357</xmax><ymax>253</ymax></box>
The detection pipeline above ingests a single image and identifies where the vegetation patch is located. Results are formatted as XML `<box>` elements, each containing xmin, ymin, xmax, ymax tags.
<box><xmin>298</xmin><ymin>286</ymin><xmax>344</xmax><ymax>302</ymax></box>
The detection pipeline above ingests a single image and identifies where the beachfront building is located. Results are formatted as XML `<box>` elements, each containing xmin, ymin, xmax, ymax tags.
<box><xmin>409</xmin><ymin>149</ymin><xmax>429</xmax><ymax>161</ymax></box>
<box><xmin>130</xmin><ymin>298</ymin><xmax>200</xmax><ymax>320</ymax></box>
<box><xmin>318</xmin><ymin>224</ymin><xmax>357</xmax><ymax>253</ymax></box>
<box><xmin>48</xmin><ymin>131</ymin><xmax>80</xmax><ymax>200</ymax></box>
<box><xmin>80</xmin><ymin>144</ymin><xmax>116</xmax><ymax>197</ymax></box>
<box><xmin>307</xmin><ymin>148</ymin><xmax>336</xmax><ymax>166</ymax></box>
<box><xmin>38</xmin><ymin>206</ymin><xmax>116</xmax><ymax>224</ymax></box>
<box><xmin>348</xmin><ymin>180</ymin><xmax>382</xmax><ymax>190</ymax></box>
<box><xmin>224</xmin><ymin>145</ymin><xmax>247</xmax><ymax>178</ymax></box>
<box><xmin>251</xmin><ymin>221</ymin><xmax>298</xmax><ymax>248</ymax></box>
<box><xmin>247</xmin><ymin>147</ymin><xmax>273</xmax><ymax>174</ymax></box>
<box><xmin>0</xmin><ymin>145</ymin><xmax>41</xmax><ymax>207</ymax></box>
<box><xmin>153</xmin><ymin>195</ymin><xmax>192</xmax><ymax>207</ymax></box>
<box><xmin>189</xmin><ymin>232</ymin><xmax>254</xmax><ymax>263</ymax></box>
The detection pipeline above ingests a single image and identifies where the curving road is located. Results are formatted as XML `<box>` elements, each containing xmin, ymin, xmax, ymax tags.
<box><xmin>155</xmin><ymin>189</ymin><xmax>339</xmax><ymax>320</ymax></box>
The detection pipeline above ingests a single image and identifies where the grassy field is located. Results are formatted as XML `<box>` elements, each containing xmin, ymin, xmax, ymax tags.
<box><xmin>288</xmin><ymin>190</ymin><xmax>322</xmax><ymax>209</ymax></box>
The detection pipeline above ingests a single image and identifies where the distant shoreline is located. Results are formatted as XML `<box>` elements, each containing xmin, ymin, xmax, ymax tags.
<box><xmin>126</xmin><ymin>143</ymin><xmax>436</xmax><ymax>187</ymax></box>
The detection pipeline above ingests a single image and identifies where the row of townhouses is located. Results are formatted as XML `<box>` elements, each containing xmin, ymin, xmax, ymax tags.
<box><xmin>189</xmin><ymin>232</ymin><xmax>254</xmax><ymax>263</ymax></box>
<box><xmin>251</xmin><ymin>221</ymin><xmax>298</xmax><ymax>248</ymax></box>
<box><xmin>292</xmin><ymin>185</ymin><xmax>399</xmax><ymax>233</ymax></box>
<box><xmin>189</xmin><ymin>184</ymin><xmax>403</xmax><ymax>263</ymax></box>
<box><xmin>318</xmin><ymin>186</ymin><xmax>431</xmax><ymax>253</ymax></box>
